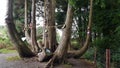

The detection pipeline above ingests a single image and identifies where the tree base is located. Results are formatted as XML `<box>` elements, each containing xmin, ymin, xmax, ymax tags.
<box><xmin>37</xmin><ymin>49</ymin><xmax>52</xmax><ymax>62</ymax></box>
<box><xmin>45</xmin><ymin>55</ymin><xmax>68</xmax><ymax>68</ymax></box>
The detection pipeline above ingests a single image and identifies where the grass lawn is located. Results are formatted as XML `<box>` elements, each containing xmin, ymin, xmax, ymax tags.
<box><xmin>6</xmin><ymin>56</ymin><xmax>21</xmax><ymax>61</ymax></box>
<box><xmin>0</xmin><ymin>48</ymin><xmax>17</xmax><ymax>54</ymax></box>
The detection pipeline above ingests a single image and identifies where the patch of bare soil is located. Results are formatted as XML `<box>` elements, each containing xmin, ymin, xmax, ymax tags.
<box><xmin>55</xmin><ymin>58</ymin><xmax>96</xmax><ymax>68</ymax></box>
<box><xmin>0</xmin><ymin>53</ymin><xmax>46</xmax><ymax>68</ymax></box>
<box><xmin>0</xmin><ymin>53</ymin><xmax>96</xmax><ymax>68</ymax></box>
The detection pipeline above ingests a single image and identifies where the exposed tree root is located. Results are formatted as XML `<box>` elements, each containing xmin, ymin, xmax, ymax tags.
<box><xmin>45</xmin><ymin>53</ymin><xmax>68</xmax><ymax>68</ymax></box>
<box><xmin>67</xmin><ymin>45</ymin><xmax>89</xmax><ymax>58</ymax></box>
<box><xmin>45</xmin><ymin>55</ymin><xmax>57</xmax><ymax>68</ymax></box>
<box><xmin>37</xmin><ymin>49</ymin><xmax>53</xmax><ymax>62</ymax></box>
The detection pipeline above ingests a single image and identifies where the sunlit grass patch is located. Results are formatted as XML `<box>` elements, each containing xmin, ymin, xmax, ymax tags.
<box><xmin>6</xmin><ymin>56</ymin><xmax>21</xmax><ymax>61</ymax></box>
<box><xmin>0</xmin><ymin>48</ymin><xmax>17</xmax><ymax>54</ymax></box>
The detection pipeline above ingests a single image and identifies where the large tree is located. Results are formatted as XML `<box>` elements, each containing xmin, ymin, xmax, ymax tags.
<box><xmin>7</xmin><ymin>0</ymin><xmax>94</xmax><ymax>67</ymax></box>
<box><xmin>5</xmin><ymin>0</ymin><xmax>35</xmax><ymax>58</ymax></box>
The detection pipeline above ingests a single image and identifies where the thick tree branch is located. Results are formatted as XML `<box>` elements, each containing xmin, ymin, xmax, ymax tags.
<box><xmin>67</xmin><ymin>0</ymin><xmax>93</xmax><ymax>58</ymax></box>
<box><xmin>24</xmin><ymin>0</ymin><xmax>31</xmax><ymax>45</ymax></box>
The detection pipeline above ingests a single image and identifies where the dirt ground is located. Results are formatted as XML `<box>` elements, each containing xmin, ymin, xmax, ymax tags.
<box><xmin>0</xmin><ymin>53</ymin><xmax>96</xmax><ymax>68</ymax></box>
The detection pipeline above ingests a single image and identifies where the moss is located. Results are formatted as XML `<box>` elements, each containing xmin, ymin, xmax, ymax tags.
<box><xmin>6</xmin><ymin>56</ymin><xmax>21</xmax><ymax>61</ymax></box>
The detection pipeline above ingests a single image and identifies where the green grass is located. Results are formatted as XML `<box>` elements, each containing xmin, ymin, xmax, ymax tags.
<box><xmin>6</xmin><ymin>56</ymin><xmax>21</xmax><ymax>61</ymax></box>
<box><xmin>0</xmin><ymin>48</ymin><xmax>17</xmax><ymax>54</ymax></box>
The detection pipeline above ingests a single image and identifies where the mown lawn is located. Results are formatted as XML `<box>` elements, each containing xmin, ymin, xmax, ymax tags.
<box><xmin>0</xmin><ymin>48</ymin><xmax>17</xmax><ymax>54</ymax></box>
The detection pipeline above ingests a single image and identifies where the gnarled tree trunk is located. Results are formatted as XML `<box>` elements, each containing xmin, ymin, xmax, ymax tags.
<box><xmin>45</xmin><ymin>4</ymin><xmax>74</xmax><ymax>68</ymax></box>
<box><xmin>44</xmin><ymin>0</ymin><xmax>56</xmax><ymax>52</ymax></box>
<box><xmin>37</xmin><ymin>0</ymin><xmax>56</xmax><ymax>62</ymax></box>
<box><xmin>47</xmin><ymin>0</ymin><xmax>56</xmax><ymax>52</ymax></box>
<box><xmin>5</xmin><ymin>0</ymin><xmax>35</xmax><ymax>58</ymax></box>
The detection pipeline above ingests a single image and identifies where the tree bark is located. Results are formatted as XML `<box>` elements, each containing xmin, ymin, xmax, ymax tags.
<box><xmin>31</xmin><ymin>0</ymin><xmax>40</xmax><ymax>53</ymax></box>
<box><xmin>47</xmin><ymin>0</ymin><xmax>56</xmax><ymax>52</ymax></box>
<box><xmin>44</xmin><ymin>0</ymin><xmax>56</xmax><ymax>52</ymax></box>
<box><xmin>67</xmin><ymin>0</ymin><xmax>93</xmax><ymax>58</ymax></box>
<box><xmin>24</xmin><ymin>0</ymin><xmax>31</xmax><ymax>45</ymax></box>
<box><xmin>45</xmin><ymin>4</ymin><xmax>74</xmax><ymax>68</ymax></box>
<box><xmin>43</xmin><ymin>0</ymin><xmax>49</xmax><ymax>50</ymax></box>
<box><xmin>5</xmin><ymin>0</ymin><xmax>35</xmax><ymax>58</ymax></box>
<box><xmin>37</xmin><ymin>0</ymin><xmax>56</xmax><ymax>62</ymax></box>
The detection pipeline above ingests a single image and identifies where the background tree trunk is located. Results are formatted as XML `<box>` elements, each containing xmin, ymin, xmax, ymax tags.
<box><xmin>5</xmin><ymin>0</ymin><xmax>35</xmax><ymax>58</ymax></box>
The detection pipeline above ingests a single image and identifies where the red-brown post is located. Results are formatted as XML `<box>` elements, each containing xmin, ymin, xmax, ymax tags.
<box><xmin>106</xmin><ymin>49</ymin><xmax>110</xmax><ymax>68</ymax></box>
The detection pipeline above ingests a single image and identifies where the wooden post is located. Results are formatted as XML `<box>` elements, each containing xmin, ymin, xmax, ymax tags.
<box><xmin>106</xmin><ymin>49</ymin><xmax>110</xmax><ymax>68</ymax></box>
<box><xmin>93</xmin><ymin>47</ymin><xmax>97</xmax><ymax>68</ymax></box>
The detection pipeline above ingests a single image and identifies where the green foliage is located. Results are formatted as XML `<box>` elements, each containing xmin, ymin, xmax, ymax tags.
<box><xmin>71</xmin><ymin>40</ymin><xmax>80</xmax><ymax>50</ymax></box>
<box><xmin>94</xmin><ymin>0</ymin><xmax>106</xmax><ymax>8</ymax></box>
<box><xmin>13</xmin><ymin>0</ymin><xmax>29</xmax><ymax>37</ymax></box>
<box><xmin>56</xmin><ymin>0</ymin><xmax>67</xmax><ymax>28</ymax></box>
<box><xmin>91</xmin><ymin>2</ymin><xmax>120</xmax><ymax>67</ymax></box>
<box><xmin>0</xmin><ymin>26</ymin><xmax>13</xmax><ymax>48</ymax></box>
<box><xmin>92</xmin><ymin>0</ymin><xmax>120</xmax><ymax>49</ymax></box>
<box><xmin>111</xmin><ymin>52</ymin><xmax>120</xmax><ymax>68</ymax></box>
<box><xmin>15</xmin><ymin>20</ymin><xmax>24</xmax><ymax>37</ymax></box>
<box><xmin>69</xmin><ymin>0</ymin><xmax>88</xmax><ymax>9</ymax></box>
<box><xmin>69</xmin><ymin>0</ymin><xmax>76</xmax><ymax>7</ymax></box>
<box><xmin>37</xmin><ymin>27</ymin><xmax>43</xmax><ymax>34</ymax></box>
<box><xmin>115</xmin><ymin>26</ymin><xmax>120</xmax><ymax>35</ymax></box>
<box><xmin>83</xmin><ymin>47</ymin><xmax>94</xmax><ymax>60</ymax></box>
<box><xmin>93</xmin><ymin>0</ymin><xmax>120</xmax><ymax>34</ymax></box>
<box><xmin>0</xmin><ymin>37</ymin><xmax>13</xmax><ymax>49</ymax></box>
<box><xmin>93</xmin><ymin>37</ymin><xmax>113</xmax><ymax>49</ymax></box>
<box><xmin>36</xmin><ymin>26</ymin><xmax>43</xmax><ymax>40</ymax></box>
<box><xmin>55</xmin><ymin>12</ymin><xmax>66</xmax><ymax>28</ymax></box>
